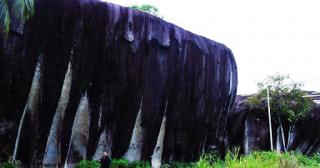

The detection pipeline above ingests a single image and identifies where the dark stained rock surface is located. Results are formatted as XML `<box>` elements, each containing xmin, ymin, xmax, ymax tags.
<box><xmin>227</xmin><ymin>95</ymin><xmax>320</xmax><ymax>155</ymax></box>
<box><xmin>0</xmin><ymin>0</ymin><xmax>237</xmax><ymax>166</ymax></box>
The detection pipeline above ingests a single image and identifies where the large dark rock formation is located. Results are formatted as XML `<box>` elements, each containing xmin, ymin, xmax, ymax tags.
<box><xmin>227</xmin><ymin>95</ymin><xmax>320</xmax><ymax>155</ymax></box>
<box><xmin>0</xmin><ymin>0</ymin><xmax>237</xmax><ymax>167</ymax></box>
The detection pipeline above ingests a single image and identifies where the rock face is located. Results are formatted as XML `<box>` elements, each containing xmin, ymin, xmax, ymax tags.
<box><xmin>227</xmin><ymin>95</ymin><xmax>320</xmax><ymax>155</ymax></box>
<box><xmin>0</xmin><ymin>0</ymin><xmax>237</xmax><ymax>167</ymax></box>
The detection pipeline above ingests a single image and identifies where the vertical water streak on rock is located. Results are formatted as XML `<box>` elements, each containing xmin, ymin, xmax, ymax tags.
<box><xmin>229</xmin><ymin>70</ymin><xmax>233</xmax><ymax>96</ymax></box>
<box><xmin>92</xmin><ymin>128</ymin><xmax>107</xmax><ymax>161</ymax></box>
<box><xmin>151</xmin><ymin>101</ymin><xmax>167</xmax><ymax>168</ymax></box>
<box><xmin>92</xmin><ymin>127</ymin><xmax>113</xmax><ymax>161</ymax></box>
<box><xmin>314</xmin><ymin>141</ymin><xmax>320</xmax><ymax>153</ymax></box>
<box><xmin>201</xmin><ymin>136</ymin><xmax>207</xmax><ymax>154</ymax></box>
<box><xmin>311</xmin><ymin>137</ymin><xmax>320</xmax><ymax>154</ymax></box>
<box><xmin>106</xmin><ymin>129</ymin><xmax>113</xmax><ymax>155</ymax></box>
<box><xmin>280</xmin><ymin>125</ymin><xmax>286</xmax><ymax>151</ymax></box>
<box><xmin>276</xmin><ymin>127</ymin><xmax>283</xmax><ymax>152</ymax></box>
<box><xmin>98</xmin><ymin>105</ymin><xmax>103</xmax><ymax>129</ymax></box>
<box><xmin>64</xmin><ymin>93</ymin><xmax>90</xmax><ymax>168</ymax></box>
<box><xmin>124</xmin><ymin>98</ymin><xmax>144</xmax><ymax>162</ymax></box>
<box><xmin>243</xmin><ymin>118</ymin><xmax>250</xmax><ymax>154</ymax></box>
<box><xmin>287</xmin><ymin>126</ymin><xmax>295</xmax><ymax>150</ymax></box>
<box><xmin>276</xmin><ymin>127</ymin><xmax>281</xmax><ymax>151</ymax></box>
<box><xmin>306</xmin><ymin>138</ymin><xmax>319</xmax><ymax>154</ymax></box>
<box><xmin>42</xmin><ymin>62</ymin><xmax>72</xmax><ymax>167</ymax></box>
<box><xmin>13</xmin><ymin>55</ymin><xmax>43</xmax><ymax>160</ymax></box>
<box><xmin>296</xmin><ymin>140</ymin><xmax>309</xmax><ymax>152</ymax></box>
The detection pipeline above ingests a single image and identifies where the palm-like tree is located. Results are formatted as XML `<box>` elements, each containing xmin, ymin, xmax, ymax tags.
<box><xmin>0</xmin><ymin>0</ymin><xmax>34</xmax><ymax>34</ymax></box>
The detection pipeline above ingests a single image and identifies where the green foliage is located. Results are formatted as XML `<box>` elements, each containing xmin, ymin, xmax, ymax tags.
<box><xmin>292</xmin><ymin>153</ymin><xmax>320</xmax><ymax>168</ymax></box>
<box><xmin>246</xmin><ymin>74</ymin><xmax>313</xmax><ymax>124</ymax></box>
<box><xmin>195</xmin><ymin>151</ymin><xmax>222</xmax><ymax>168</ymax></box>
<box><xmin>13</xmin><ymin>0</ymin><xmax>35</xmax><ymax>22</ymax></box>
<box><xmin>76</xmin><ymin>159</ymin><xmax>152</xmax><ymax>168</ymax></box>
<box><xmin>0</xmin><ymin>0</ymin><xmax>10</xmax><ymax>33</ymax></box>
<box><xmin>111</xmin><ymin>159</ymin><xmax>129</xmax><ymax>168</ymax></box>
<box><xmin>0</xmin><ymin>157</ymin><xmax>21</xmax><ymax>168</ymax></box>
<box><xmin>130</xmin><ymin>4</ymin><xmax>162</xmax><ymax>18</ymax></box>
<box><xmin>225</xmin><ymin>148</ymin><xmax>241</xmax><ymax>167</ymax></box>
<box><xmin>110</xmin><ymin>159</ymin><xmax>152</xmax><ymax>168</ymax></box>
<box><xmin>74</xmin><ymin>153</ymin><xmax>320</xmax><ymax>168</ymax></box>
<box><xmin>75</xmin><ymin>160</ymin><xmax>100</xmax><ymax>168</ymax></box>
<box><xmin>194</xmin><ymin>151</ymin><xmax>320</xmax><ymax>168</ymax></box>
<box><xmin>128</xmin><ymin>161</ymin><xmax>151</xmax><ymax>168</ymax></box>
<box><xmin>161</xmin><ymin>162</ymin><xmax>196</xmax><ymax>168</ymax></box>
<box><xmin>0</xmin><ymin>0</ymin><xmax>34</xmax><ymax>34</ymax></box>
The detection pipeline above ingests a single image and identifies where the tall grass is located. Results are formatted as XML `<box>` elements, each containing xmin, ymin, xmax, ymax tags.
<box><xmin>196</xmin><ymin>150</ymin><xmax>320</xmax><ymax>168</ymax></box>
<box><xmin>46</xmin><ymin>151</ymin><xmax>320</xmax><ymax>168</ymax></box>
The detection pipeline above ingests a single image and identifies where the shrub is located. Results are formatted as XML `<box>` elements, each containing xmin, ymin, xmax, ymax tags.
<box><xmin>0</xmin><ymin>157</ymin><xmax>21</xmax><ymax>168</ymax></box>
<box><xmin>279</xmin><ymin>155</ymin><xmax>299</xmax><ymax>168</ymax></box>
<box><xmin>128</xmin><ymin>161</ymin><xmax>151</xmax><ymax>168</ymax></box>
<box><xmin>293</xmin><ymin>152</ymin><xmax>320</xmax><ymax>168</ymax></box>
<box><xmin>111</xmin><ymin>159</ymin><xmax>129</xmax><ymax>168</ymax></box>
<box><xmin>196</xmin><ymin>154</ymin><xmax>216</xmax><ymax>168</ymax></box>
<box><xmin>162</xmin><ymin>161</ymin><xmax>195</xmax><ymax>168</ymax></box>
<box><xmin>75</xmin><ymin>160</ymin><xmax>100</xmax><ymax>168</ymax></box>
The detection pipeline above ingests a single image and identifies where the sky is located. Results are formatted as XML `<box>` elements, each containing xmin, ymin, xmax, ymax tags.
<box><xmin>103</xmin><ymin>0</ymin><xmax>320</xmax><ymax>94</ymax></box>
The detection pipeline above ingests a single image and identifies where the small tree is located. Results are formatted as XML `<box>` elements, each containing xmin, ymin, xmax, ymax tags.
<box><xmin>247</xmin><ymin>74</ymin><xmax>313</xmax><ymax>151</ymax></box>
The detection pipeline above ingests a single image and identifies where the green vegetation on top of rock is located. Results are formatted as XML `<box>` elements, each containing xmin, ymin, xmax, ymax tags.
<box><xmin>130</xmin><ymin>4</ymin><xmax>162</xmax><ymax>18</ymax></box>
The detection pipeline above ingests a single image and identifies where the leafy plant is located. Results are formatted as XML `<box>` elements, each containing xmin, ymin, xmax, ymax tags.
<box><xmin>75</xmin><ymin>160</ymin><xmax>100</xmax><ymax>168</ymax></box>
<box><xmin>162</xmin><ymin>161</ymin><xmax>195</xmax><ymax>168</ymax></box>
<box><xmin>128</xmin><ymin>161</ymin><xmax>151</xmax><ymax>168</ymax></box>
<box><xmin>225</xmin><ymin>148</ymin><xmax>240</xmax><ymax>167</ymax></box>
<box><xmin>111</xmin><ymin>159</ymin><xmax>129</xmax><ymax>168</ymax></box>
<box><xmin>292</xmin><ymin>152</ymin><xmax>320</xmax><ymax>167</ymax></box>
<box><xmin>0</xmin><ymin>157</ymin><xmax>21</xmax><ymax>168</ymax></box>
<box><xmin>0</xmin><ymin>0</ymin><xmax>34</xmax><ymax>34</ymax></box>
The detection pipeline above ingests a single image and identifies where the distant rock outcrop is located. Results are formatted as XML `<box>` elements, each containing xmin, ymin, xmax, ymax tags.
<box><xmin>227</xmin><ymin>95</ymin><xmax>320</xmax><ymax>155</ymax></box>
<box><xmin>0</xmin><ymin>0</ymin><xmax>237</xmax><ymax>167</ymax></box>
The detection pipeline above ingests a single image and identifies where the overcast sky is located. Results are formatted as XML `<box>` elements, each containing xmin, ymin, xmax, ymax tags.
<box><xmin>103</xmin><ymin>0</ymin><xmax>320</xmax><ymax>94</ymax></box>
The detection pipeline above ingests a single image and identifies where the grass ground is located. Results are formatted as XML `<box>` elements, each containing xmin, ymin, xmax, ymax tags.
<box><xmin>76</xmin><ymin>150</ymin><xmax>320</xmax><ymax>168</ymax></box>
<box><xmin>1</xmin><ymin>150</ymin><xmax>319</xmax><ymax>168</ymax></box>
